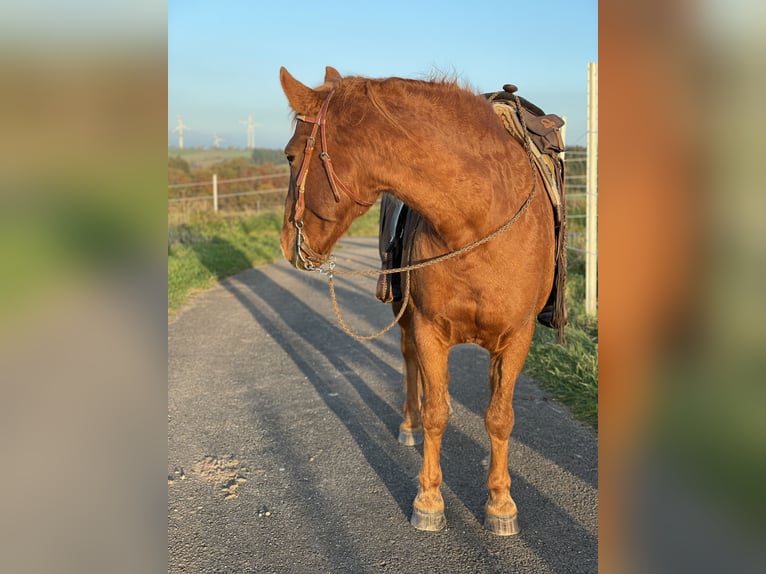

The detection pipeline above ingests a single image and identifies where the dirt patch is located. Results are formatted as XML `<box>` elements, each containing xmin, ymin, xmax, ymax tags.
<box><xmin>192</xmin><ymin>454</ymin><xmax>248</xmax><ymax>500</ymax></box>
<box><xmin>169</xmin><ymin>455</ymin><xmax>248</xmax><ymax>500</ymax></box>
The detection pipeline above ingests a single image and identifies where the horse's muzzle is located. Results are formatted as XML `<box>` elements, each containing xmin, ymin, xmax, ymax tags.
<box><xmin>280</xmin><ymin>227</ymin><xmax>300</xmax><ymax>268</ymax></box>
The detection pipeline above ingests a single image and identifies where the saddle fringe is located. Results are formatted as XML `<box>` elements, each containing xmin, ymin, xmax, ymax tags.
<box><xmin>553</xmin><ymin>213</ymin><xmax>568</xmax><ymax>344</ymax></box>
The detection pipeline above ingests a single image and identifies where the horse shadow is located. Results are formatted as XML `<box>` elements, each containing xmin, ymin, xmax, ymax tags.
<box><xmin>222</xmin><ymin>267</ymin><xmax>414</xmax><ymax>511</ymax></box>
<box><xmin>187</xmin><ymin>234</ymin><xmax>255</xmax><ymax>281</ymax></box>
<box><xmin>219</xmin><ymin>253</ymin><xmax>596</xmax><ymax>572</ymax></box>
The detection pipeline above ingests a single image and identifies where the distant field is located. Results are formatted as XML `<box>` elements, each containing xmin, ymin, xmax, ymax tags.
<box><xmin>168</xmin><ymin>147</ymin><xmax>288</xmax><ymax>169</ymax></box>
<box><xmin>168</xmin><ymin>147</ymin><xmax>256</xmax><ymax>169</ymax></box>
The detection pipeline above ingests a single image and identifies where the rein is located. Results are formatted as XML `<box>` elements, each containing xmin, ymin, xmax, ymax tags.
<box><xmin>326</xmin><ymin>180</ymin><xmax>535</xmax><ymax>341</ymax></box>
<box><xmin>291</xmin><ymin>89</ymin><xmax>538</xmax><ymax>341</ymax></box>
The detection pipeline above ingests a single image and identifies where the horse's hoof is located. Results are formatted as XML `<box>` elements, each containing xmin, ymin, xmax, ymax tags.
<box><xmin>398</xmin><ymin>428</ymin><xmax>423</xmax><ymax>446</ymax></box>
<box><xmin>484</xmin><ymin>513</ymin><xmax>520</xmax><ymax>536</ymax></box>
<box><xmin>410</xmin><ymin>508</ymin><xmax>446</xmax><ymax>531</ymax></box>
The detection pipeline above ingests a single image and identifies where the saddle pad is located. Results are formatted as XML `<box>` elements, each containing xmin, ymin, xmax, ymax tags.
<box><xmin>492</xmin><ymin>102</ymin><xmax>565</xmax><ymax>225</ymax></box>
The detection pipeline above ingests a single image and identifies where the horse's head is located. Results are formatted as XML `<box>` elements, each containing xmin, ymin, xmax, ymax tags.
<box><xmin>279</xmin><ymin>66</ymin><xmax>377</xmax><ymax>271</ymax></box>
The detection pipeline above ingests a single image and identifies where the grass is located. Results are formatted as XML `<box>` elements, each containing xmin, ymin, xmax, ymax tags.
<box><xmin>168</xmin><ymin>211</ymin><xmax>284</xmax><ymax>313</ymax></box>
<box><xmin>346</xmin><ymin>204</ymin><xmax>381</xmax><ymax>236</ymax></box>
<box><xmin>524</xmin><ymin>257</ymin><xmax>598</xmax><ymax>429</ymax></box>
<box><xmin>168</xmin><ymin>205</ymin><xmax>381</xmax><ymax>314</ymax></box>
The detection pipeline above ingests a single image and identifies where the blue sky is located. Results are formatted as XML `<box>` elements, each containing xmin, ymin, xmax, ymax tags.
<box><xmin>169</xmin><ymin>0</ymin><xmax>597</xmax><ymax>150</ymax></box>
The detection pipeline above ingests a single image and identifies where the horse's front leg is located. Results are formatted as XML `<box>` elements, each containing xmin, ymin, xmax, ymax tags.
<box><xmin>483</xmin><ymin>324</ymin><xmax>536</xmax><ymax>536</ymax></box>
<box><xmin>395</xmin><ymin>302</ymin><xmax>423</xmax><ymax>446</ymax></box>
<box><xmin>410</xmin><ymin>318</ymin><xmax>451</xmax><ymax>531</ymax></box>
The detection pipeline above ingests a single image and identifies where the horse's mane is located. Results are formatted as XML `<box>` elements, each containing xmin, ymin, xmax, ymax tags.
<box><xmin>333</xmin><ymin>74</ymin><xmax>486</xmax><ymax>139</ymax></box>
<box><xmin>364</xmin><ymin>80</ymin><xmax>413</xmax><ymax>139</ymax></box>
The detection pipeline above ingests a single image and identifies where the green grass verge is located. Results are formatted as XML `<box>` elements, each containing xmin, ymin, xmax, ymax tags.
<box><xmin>525</xmin><ymin>323</ymin><xmax>598</xmax><ymax>428</ymax></box>
<box><xmin>345</xmin><ymin>204</ymin><xmax>381</xmax><ymax>237</ymax></box>
<box><xmin>523</xmin><ymin>262</ymin><xmax>598</xmax><ymax>429</ymax></box>
<box><xmin>168</xmin><ymin>206</ymin><xmax>381</xmax><ymax>314</ymax></box>
<box><xmin>168</xmin><ymin>212</ymin><xmax>283</xmax><ymax>313</ymax></box>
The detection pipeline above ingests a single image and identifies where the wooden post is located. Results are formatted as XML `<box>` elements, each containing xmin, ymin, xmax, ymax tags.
<box><xmin>213</xmin><ymin>173</ymin><xmax>219</xmax><ymax>213</ymax></box>
<box><xmin>586</xmin><ymin>62</ymin><xmax>598</xmax><ymax>317</ymax></box>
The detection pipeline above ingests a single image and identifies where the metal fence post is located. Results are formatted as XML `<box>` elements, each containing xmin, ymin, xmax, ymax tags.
<box><xmin>586</xmin><ymin>62</ymin><xmax>598</xmax><ymax>317</ymax></box>
<box><xmin>560</xmin><ymin>115</ymin><xmax>567</xmax><ymax>161</ymax></box>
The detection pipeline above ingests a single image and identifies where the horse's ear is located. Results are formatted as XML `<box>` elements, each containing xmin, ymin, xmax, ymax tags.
<box><xmin>279</xmin><ymin>66</ymin><xmax>320</xmax><ymax>113</ymax></box>
<box><xmin>324</xmin><ymin>66</ymin><xmax>342</xmax><ymax>86</ymax></box>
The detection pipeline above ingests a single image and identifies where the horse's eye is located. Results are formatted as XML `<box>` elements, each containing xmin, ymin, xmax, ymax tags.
<box><xmin>286</xmin><ymin>155</ymin><xmax>295</xmax><ymax>165</ymax></box>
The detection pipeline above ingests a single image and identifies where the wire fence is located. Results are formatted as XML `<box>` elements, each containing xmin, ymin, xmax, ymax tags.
<box><xmin>168</xmin><ymin>172</ymin><xmax>290</xmax><ymax>221</ymax></box>
<box><xmin>167</xmin><ymin>155</ymin><xmax>593</xmax><ymax>257</ymax></box>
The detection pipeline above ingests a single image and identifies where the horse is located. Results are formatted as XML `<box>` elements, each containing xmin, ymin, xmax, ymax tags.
<box><xmin>278</xmin><ymin>66</ymin><xmax>558</xmax><ymax>536</ymax></box>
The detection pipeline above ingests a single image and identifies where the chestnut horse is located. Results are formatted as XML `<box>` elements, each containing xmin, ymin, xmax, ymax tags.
<box><xmin>279</xmin><ymin>66</ymin><xmax>556</xmax><ymax>535</ymax></box>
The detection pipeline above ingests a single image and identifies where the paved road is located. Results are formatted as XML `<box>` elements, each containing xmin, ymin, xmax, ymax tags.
<box><xmin>168</xmin><ymin>237</ymin><xmax>597</xmax><ymax>574</ymax></box>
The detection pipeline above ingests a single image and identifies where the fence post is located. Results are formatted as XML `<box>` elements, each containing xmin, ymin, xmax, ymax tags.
<box><xmin>586</xmin><ymin>62</ymin><xmax>598</xmax><ymax>317</ymax></box>
<box><xmin>560</xmin><ymin>115</ymin><xmax>567</xmax><ymax>161</ymax></box>
<box><xmin>213</xmin><ymin>173</ymin><xmax>219</xmax><ymax>213</ymax></box>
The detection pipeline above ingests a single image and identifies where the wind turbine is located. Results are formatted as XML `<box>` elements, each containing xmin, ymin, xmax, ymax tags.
<box><xmin>239</xmin><ymin>114</ymin><xmax>261</xmax><ymax>149</ymax></box>
<box><xmin>173</xmin><ymin>116</ymin><xmax>189</xmax><ymax>149</ymax></box>
<box><xmin>212</xmin><ymin>133</ymin><xmax>224</xmax><ymax>149</ymax></box>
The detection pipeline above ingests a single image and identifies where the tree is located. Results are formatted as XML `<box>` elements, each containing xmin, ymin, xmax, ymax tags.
<box><xmin>168</xmin><ymin>156</ymin><xmax>190</xmax><ymax>174</ymax></box>
<box><xmin>251</xmin><ymin>148</ymin><xmax>286</xmax><ymax>165</ymax></box>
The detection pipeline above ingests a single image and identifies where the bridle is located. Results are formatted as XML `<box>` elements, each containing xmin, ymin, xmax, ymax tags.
<box><xmin>291</xmin><ymin>88</ymin><xmax>374</xmax><ymax>270</ymax></box>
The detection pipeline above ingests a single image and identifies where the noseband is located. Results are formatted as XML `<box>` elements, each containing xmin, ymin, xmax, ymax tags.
<box><xmin>292</xmin><ymin>88</ymin><xmax>374</xmax><ymax>270</ymax></box>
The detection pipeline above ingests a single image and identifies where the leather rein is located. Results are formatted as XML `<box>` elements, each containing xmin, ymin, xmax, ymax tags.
<box><xmin>292</xmin><ymin>88</ymin><xmax>374</xmax><ymax>270</ymax></box>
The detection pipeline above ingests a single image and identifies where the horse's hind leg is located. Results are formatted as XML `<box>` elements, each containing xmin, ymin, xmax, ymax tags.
<box><xmin>396</xmin><ymin>303</ymin><xmax>423</xmax><ymax>446</ymax></box>
<box><xmin>483</xmin><ymin>324</ymin><xmax>536</xmax><ymax>536</ymax></box>
<box><xmin>410</xmin><ymin>319</ymin><xmax>451</xmax><ymax>531</ymax></box>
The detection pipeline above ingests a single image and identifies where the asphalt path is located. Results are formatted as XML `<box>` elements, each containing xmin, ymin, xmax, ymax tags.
<box><xmin>168</xmin><ymin>237</ymin><xmax>598</xmax><ymax>574</ymax></box>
